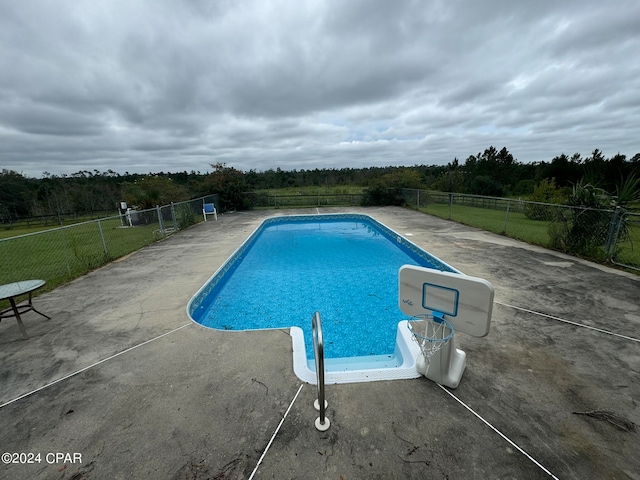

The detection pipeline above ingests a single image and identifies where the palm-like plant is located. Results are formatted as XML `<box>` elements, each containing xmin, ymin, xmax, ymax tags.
<box><xmin>552</xmin><ymin>176</ymin><xmax>639</xmax><ymax>257</ymax></box>
<box><xmin>614</xmin><ymin>174</ymin><xmax>640</xmax><ymax>208</ymax></box>
<box><xmin>568</xmin><ymin>179</ymin><xmax>610</xmax><ymax>208</ymax></box>
<box><xmin>550</xmin><ymin>180</ymin><xmax>612</xmax><ymax>256</ymax></box>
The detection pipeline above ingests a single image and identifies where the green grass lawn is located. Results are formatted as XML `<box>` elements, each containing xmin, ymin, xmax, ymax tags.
<box><xmin>0</xmin><ymin>218</ymin><xmax>163</xmax><ymax>293</ymax></box>
<box><xmin>0</xmin><ymin>205</ymin><xmax>205</xmax><ymax>311</ymax></box>
<box><xmin>0</xmin><ymin>223</ymin><xmax>70</xmax><ymax>240</ymax></box>
<box><xmin>418</xmin><ymin>203</ymin><xmax>639</xmax><ymax>271</ymax></box>
<box><xmin>420</xmin><ymin>204</ymin><xmax>553</xmax><ymax>247</ymax></box>
<box><xmin>611</xmin><ymin>217</ymin><xmax>640</xmax><ymax>266</ymax></box>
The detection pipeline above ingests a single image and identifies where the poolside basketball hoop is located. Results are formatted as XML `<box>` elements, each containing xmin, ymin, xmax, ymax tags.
<box><xmin>407</xmin><ymin>313</ymin><xmax>454</xmax><ymax>371</ymax></box>
<box><xmin>399</xmin><ymin>265</ymin><xmax>494</xmax><ymax>388</ymax></box>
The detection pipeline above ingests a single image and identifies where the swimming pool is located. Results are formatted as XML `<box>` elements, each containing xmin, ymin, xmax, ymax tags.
<box><xmin>188</xmin><ymin>213</ymin><xmax>460</xmax><ymax>383</ymax></box>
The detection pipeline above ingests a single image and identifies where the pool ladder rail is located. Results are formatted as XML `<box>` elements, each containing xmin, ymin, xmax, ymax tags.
<box><xmin>312</xmin><ymin>311</ymin><xmax>330</xmax><ymax>431</ymax></box>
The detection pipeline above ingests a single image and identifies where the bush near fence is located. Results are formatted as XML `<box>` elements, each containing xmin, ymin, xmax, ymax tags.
<box><xmin>0</xmin><ymin>195</ymin><xmax>218</xmax><ymax>297</ymax></box>
<box><xmin>402</xmin><ymin>188</ymin><xmax>640</xmax><ymax>272</ymax></box>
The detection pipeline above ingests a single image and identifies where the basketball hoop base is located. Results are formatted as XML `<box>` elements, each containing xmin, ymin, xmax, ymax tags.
<box><xmin>416</xmin><ymin>335</ymin><xmax>467</xmax><ymax>389</ymax></box>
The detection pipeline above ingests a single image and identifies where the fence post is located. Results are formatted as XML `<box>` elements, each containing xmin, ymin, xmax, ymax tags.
<box><xmin>605</xmin><ymin>206</ymin><xmax>622</xmax><ymax>258</ymax></box>
<box><xmin>97</xmin><ymin>219</ymin><xmax>109</xmax><ymax>258</ymax></box>
<box><xmin>171</xmin><ymin>202</ymin><xmax>178</xmax><ymax>231</ymax></box>
<box><xmin>502</xmin><ymin>200</ymin><xmax>511</xmax><ymax>234</ymax></box>
<box><xmin>156</xmin><ymin>205</ymin><xmax>165</xmax><ymax>237</ymax></box>
<box><xmin>448</xmin><ymin>193</ymin><xmax>453</xmax><ymax>219</ymax></box>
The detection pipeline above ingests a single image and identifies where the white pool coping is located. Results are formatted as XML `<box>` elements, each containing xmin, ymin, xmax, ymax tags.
<box><xmin>290</xmin><ymin>320</ymin><xmax>422</xmax><ymax>384</ymax></box>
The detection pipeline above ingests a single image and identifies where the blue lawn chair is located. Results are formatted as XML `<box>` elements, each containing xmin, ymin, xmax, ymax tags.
<box><xmin>203</xmin><ymin>203</ymin><xmax>217</xmax><ymax>221</ymax></box>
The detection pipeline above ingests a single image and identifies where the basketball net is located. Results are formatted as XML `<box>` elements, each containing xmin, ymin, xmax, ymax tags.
<box><xmin>407</xmin><ymin>313</ymin><xmax>454</xmax><ymax>369</ymax></box>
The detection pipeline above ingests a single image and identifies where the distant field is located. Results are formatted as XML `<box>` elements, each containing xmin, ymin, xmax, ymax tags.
<box><xmin>254</xmin><ymin>185</ymin><xmax>365</xmax><ymax>196</ymax></box>
<box><xmin>0</xmin><ymin>212</ymin><xmax>118</xmax><ymax>239</ymax></box>
<box><xmin>0</xmin><ymin>224</ymin><xmax>57</xmax><ymax>239</ymax></box>
<box><xmin>248</xmin><ymin>186</ymin><xmax>365</xmax><ymax>209</ymax></box>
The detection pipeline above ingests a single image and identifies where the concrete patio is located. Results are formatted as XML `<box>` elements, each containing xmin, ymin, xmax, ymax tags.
<box><xmin>1</xmin><ymin>206</ymin><xmax>638</xmax><ymax>479</ymax></box>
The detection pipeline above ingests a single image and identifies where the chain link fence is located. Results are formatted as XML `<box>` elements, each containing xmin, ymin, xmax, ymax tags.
<box><xmin>3</xmin><ymin>187</ymin><xmax>636</xmax><ymax>299</ymax></box>
<box><xmin>611</xmin><ymin>212</ymin><xmax>640</xmax><ymax>270</ymax></box>
<box><xmin>0</xmin><ymin>194</ymin><xmax>218</xmax><ymax>291</ymax></box>
<box><xmin>245</xmin><ymin>192</ymin><xmax>363</xmax><ymax>209</ymax></box>
<box><xmin>402</xmin><ymin>189</ymin><xmax>639</xmax><ymax>271</ymax></box>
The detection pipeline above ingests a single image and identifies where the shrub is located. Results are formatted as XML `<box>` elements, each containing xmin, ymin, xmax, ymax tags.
<box><xmin>549</xmin><ymin>180</ymin><xmax>613</xmax><ymax>256</ymax></box>
<box><xmin>176</xmin><ymin>204</ymin><xmax>196</xmax><ymax>230</ymax></box>
<box><xmin>361</xmin><ymin>185</ymin><xmax>406</xmax><ymax>206</ymax></box>
<box><xmin>524</xmin><ymin>178</ymin><xmax>567</xmax><ymax>221</ymax></box>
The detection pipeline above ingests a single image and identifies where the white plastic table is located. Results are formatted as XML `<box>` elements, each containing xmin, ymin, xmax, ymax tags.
<box><xmin>0</xmin><ymin>280</ymin><xmax>50</xmax><ymax>339</ymax></box>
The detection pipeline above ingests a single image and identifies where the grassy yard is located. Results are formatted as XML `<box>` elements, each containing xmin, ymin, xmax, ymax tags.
<box><xmin>0</xmin><ymin>212</ymin><xmax>118</xmax><ymax>239</ymax></box>
<box><xmin>611</xmin><ymin>215</ymin><xmax>640</xmax><ymax>267</ymax></box>
<box><xmin>0</xmin><ymin>222</ymin><xmax>81</xmax><ymax>240</ymax></box>
<box><xmin>420</xmin><ymin>204</ymin><xmax>553</xmax><ymax>247</ymax></box>
<box><xmin>0</xmin><ymin>218</ymin><xmax>164</xmax><ymax>294</ymax></box>
<box><xmin>418</xmin><ymin>203</ymin><xmax>639</xmax><ymax>271</ymax></box>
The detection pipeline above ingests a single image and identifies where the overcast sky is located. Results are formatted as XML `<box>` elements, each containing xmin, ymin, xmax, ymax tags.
<box><xmin>1</xmin><ymin>0</ymin><xmax>639</xmax><ymax>178</ymax></box>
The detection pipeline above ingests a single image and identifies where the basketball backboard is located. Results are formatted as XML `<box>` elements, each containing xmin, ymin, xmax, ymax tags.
<box><xmin>398</xmin><ymin>265</ymin><xmax>494</xmax><ymax>337</ymax></box>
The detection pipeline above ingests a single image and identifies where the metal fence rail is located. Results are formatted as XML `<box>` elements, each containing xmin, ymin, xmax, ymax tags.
<box><xmin>0</xmin><ymin>210</ymin><xmax>116</xmax><ymax>229</ymax></box>
<box><xmin>0</xmin><ymin>194</ymin><xmax>218</xmax><ymax>290</ymax></box>
<box><xmin>3</xmin><ymin>187</ymin><xmax>636</xmax><ymax>296</ymax></box>
<box><xmin>246</xmin><ymin>193</ymin><xmax>363</xmax><ymax>209</ymax></box>
<box><xmin>402</xmin><ymin>188</ymin><xmax>639</xmax><ymax>271</ymax></box>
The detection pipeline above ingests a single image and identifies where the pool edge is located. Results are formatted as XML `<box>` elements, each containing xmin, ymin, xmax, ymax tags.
<box><xmin>187</xmin><ymin>212</ymin><xmax>461</xmax><ymax>326</ymax></box>
<box><xmin>186</xmin><ymin>212</ymin><xmax>454</xmax><ymax>384</ymax></box>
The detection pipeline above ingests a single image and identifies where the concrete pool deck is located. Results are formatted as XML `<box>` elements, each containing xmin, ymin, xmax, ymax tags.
<box><xmin>1</xmin><ymin>206</ymin><xmax>638</xmax><ymax>479</ymax></box>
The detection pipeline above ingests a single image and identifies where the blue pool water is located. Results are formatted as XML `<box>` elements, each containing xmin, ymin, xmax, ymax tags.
<box><xmin>189</xmin><ymin>214</ymin><xmax>457</xmax><ymax>362</ymax></box>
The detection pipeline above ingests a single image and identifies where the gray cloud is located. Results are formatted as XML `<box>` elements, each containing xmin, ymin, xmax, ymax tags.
<box><xmin>0</xmin><ymin>0</ymin><xmax>638</xmax><ymax>178</ymax></box>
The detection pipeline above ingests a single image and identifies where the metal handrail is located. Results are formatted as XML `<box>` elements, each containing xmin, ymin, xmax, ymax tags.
<box><xmin>312</xmin><ymin>311</ymin><xmax>330</xmax><ymax>430</ymax></box>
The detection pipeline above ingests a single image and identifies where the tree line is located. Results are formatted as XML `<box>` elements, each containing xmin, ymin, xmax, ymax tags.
<box><xmin>1</xmin><ymin>146</ymin><xmax>638</xmax><ymax>222</ymax></box>
<box><xmin>432</xmin><ymin>147</ymin><xmax>639</xmax><ymax>197</ymax></box>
